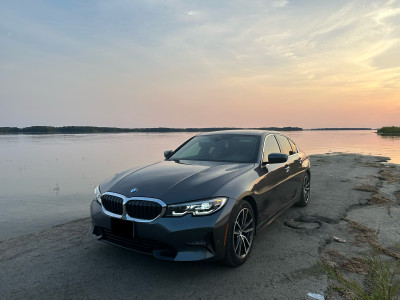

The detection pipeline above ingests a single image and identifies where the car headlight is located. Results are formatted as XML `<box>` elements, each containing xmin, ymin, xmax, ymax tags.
<box><xmin>165</xmin><ymin>197</ymin><xmax>228</xmax><ymax>217</ymax></box>
<box><xmin>94</xmin><ymin>185</ymin><xmax>102</xmax><ymax>204</ymax></box>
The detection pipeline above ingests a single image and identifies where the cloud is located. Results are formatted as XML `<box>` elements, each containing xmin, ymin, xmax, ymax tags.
<box><xmin>272</xmin><ymin>0</ymin><xmax>288</xmax><ymax>8</ymax></box>
<box><xmin>1</xmin><ymin>0</ymin><xmax>400</xmax><ymax>127</ymax></box>
<box><xmin>186</xmin><ymin>10</ymin><xmax>197</xmax><ymax>16</ymax></box>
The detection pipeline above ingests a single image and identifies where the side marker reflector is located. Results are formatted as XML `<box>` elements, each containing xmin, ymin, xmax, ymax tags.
<box><xmin>224</xmin><ymin>223</ymin><xmax>229</xmax><ymax>247</ymax></box>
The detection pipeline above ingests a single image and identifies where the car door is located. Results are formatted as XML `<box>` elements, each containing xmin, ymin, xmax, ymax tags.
<box><xmin>288</xmin><ymin>138</ymin><xmax>305</xmax><ymax>198</ymax></box>
<box><xmin>258</xmin><ymin>135</ymin><xmax>292</xmax><ymax>221</ymax></box>
<box><xmin>275</xmin><ymin>134</ymin><xmax>298</xmax><ymax>205</ymax></box>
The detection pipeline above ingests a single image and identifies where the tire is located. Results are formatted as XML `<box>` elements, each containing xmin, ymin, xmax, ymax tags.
<box><xmin>223</xmin><ymin>200</ymin><xmax>255</xmax><ymax>267</ymax></box>
<box><xmin>297</xmin><ymin>173</ymin><xmax>310</xmax><ymax>207</ymax></box>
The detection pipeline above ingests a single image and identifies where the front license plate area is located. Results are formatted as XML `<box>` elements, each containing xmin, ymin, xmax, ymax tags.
<box><xmin>111</xmin><ymin>218</ymin><xmax>135</xmax><ymax>239</ymax></box>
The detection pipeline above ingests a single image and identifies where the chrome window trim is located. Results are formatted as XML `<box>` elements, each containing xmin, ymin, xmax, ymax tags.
<box><xmin>260</xmin><ymin>133</ymin><xmax>277</xmax><ymax>165</ymax></box>
<box><xmin>101</xmin><ymin>192</ymin><xmax>167</xmax><ymax>223</ymax></box>
<box><xmin>275</xmin><ymin>134</ymin><xmax>296</xmax><ymax>157</ymax></box>
<box><xmin>260</xmin><ymin>133</ymin><xmax>300</xmax><ymax>165</ymax></box>
<box><xmin>287</xmin><ymin>138</ymin><xmax>299</xmax><ymax>154</ymax></box>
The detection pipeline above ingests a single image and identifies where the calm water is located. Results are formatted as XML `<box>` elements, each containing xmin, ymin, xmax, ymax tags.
<box><xmin>0</xmin><ymin>130</ymin><xmax>399</xmax><ymax>240</ymax></box>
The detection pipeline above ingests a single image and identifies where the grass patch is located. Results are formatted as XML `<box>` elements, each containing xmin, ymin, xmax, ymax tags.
<box><xmin>323</xmin><ymin>256</ymin><xmax>400</xmax><ymax>300</ymax></box>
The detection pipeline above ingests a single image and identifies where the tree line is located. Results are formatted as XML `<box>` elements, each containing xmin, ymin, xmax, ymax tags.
<box><xmin>377</xmin><ymin>126</ymin><xmax>400</xmax><ymax>135</ymax></box>
<box><xmin>0</xmin><ymin>126</ymin><xmax>303</xmax><ymax>134</ymax></box>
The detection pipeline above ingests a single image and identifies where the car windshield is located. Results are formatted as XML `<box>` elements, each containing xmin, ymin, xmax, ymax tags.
<box><xmin>169</xmin><ymin>134</ymin><xmax>261</xmax><ymax>163</ymax></box>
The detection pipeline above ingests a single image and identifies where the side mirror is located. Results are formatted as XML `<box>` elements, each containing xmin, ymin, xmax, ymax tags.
<box><xmin>164</xmin><ymin>150</ymin><xmax>173</xmax><ymax>159</ymax></box>
<box><xmin>267</xmin><ymin>153</ymin><xmax>288</xmax><ymax>164</ymax></box>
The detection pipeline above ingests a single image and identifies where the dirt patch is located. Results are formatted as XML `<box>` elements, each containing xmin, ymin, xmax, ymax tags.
<box><xmin>345</xmin><ymin>219</ymin><xmax>379</xmax><ymax>246</ymax></box>
<box><xmin>353</xmin><ymin>184</ymin><xmax>378</xmax><ymax>193</ymax></box>
<box><xmin>345</xmin><ymin>219</ymin><xmax>400</xmax><ymax>260</ymax></box>
<box><xmin>352</xmin><ymin>182</ymin><xmax>391</xmax><ymax>206</ymax></box>
<box><xmin>341</xmin><ymin>257</ymin><xmax>369</xmax><ymax>274</ymax></box>
<box><xmin>378</xmin><ymin>169</ymin><xmax>400</xmax><ymax>183</ymax></box>
<box><xmin>324</xmin><ymin>250</ymin><xmax>368</xmax><ymax>274</ymax></box>
<box><xmin>368</xmin><ymin>194</ymin><xmax>390</xmax><ymax>205</ymax></box>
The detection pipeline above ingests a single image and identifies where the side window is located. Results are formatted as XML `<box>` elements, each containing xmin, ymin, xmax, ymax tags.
<box><xmin>275</xmin><ymin>135</ymin><xmax>292</xmax><ymax>156</ymax></box>
<box><xmin>263</xmin><ymin>136</ymin><xmax>281</xmax><ymax>162</ymax></box>
<box><xmin>288</xmin><ymin>139</ymin><xmax>298</xmax><ymax>154</ymax></box>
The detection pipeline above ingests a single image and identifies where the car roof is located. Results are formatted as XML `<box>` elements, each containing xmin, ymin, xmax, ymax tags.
<box><xmin>197</xmin><ymin>129</ymin><xmax>284</xmax><ymax>136</ymax></box>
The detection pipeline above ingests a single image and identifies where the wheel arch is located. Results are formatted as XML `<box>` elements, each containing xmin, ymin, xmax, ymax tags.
<box><xmin>241</xmin><ymin>195</ymin><xmax>258</xmax><ymax>234</ymax></box>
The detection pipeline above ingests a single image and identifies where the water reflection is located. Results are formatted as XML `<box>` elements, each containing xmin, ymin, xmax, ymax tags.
<box><xmin>286</xmin><ymin>130</ymin><xmax>400</xmax><ymax>163</ymax></box>
<box><xmin>0</xmin><ymin>130</ymin><xmax>399</xmax><ymax>240</ymax></box>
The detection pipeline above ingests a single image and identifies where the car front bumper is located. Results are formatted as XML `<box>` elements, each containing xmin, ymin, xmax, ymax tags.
<box><xmin>90</xmin><ymin>199</ymin><xmax>234</xmax><ymax>261</ymax></box>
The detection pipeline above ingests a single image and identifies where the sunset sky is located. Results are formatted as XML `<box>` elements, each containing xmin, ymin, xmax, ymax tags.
<box><xmin>1</xmin><ymin>0</ymin><xmax>399</xmax><ymax>128</ymax></box>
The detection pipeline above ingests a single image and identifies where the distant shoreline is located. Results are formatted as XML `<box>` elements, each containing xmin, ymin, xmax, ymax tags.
<box><xmin>0</xmin><ymin>126</ymin><xmax>302</xmax><ymax>134</ymax></box>
<box><xmin>0</xmin><ymin>126</ymin><xmax>375</xmax><ymax>135</ymax></box>
<box><xmin>309</xmin><ymin>128</ymin><xmax>372</xmax><ymax>131</ymax></box>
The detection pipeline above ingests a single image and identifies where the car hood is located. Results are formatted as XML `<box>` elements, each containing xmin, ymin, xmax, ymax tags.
<box><xmin>100</xmin><ymin>160</ymin><xmax>255</xmax><ymax>204</ymax></box>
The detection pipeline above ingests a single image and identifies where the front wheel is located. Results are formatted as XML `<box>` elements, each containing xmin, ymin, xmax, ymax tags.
<box><xmin>223</xmin><ymin>201</ymin><xmax>255</xmax><ymax>267</ymax></box>
<box><xmin>297</xmin><ymin>173</ymin><xmax>310</xmax><ymax>207</ymax></box>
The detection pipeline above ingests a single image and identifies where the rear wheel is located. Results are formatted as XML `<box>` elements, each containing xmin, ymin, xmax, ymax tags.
<box><xmin>223</xmin><ymin>201</ymin><xmax>255</xmax><ymax>267</ymax></box>
<box><xmin>297</xmin><ymin>173</ymin><xmax>310</xmax><ymax>207</ymax></box>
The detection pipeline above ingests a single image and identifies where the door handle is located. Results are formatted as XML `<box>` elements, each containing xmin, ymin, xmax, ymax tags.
<box><xmin>284</xmin><ymin>165</ymin><xmax>290</xmax><ymax>172</ymax></box>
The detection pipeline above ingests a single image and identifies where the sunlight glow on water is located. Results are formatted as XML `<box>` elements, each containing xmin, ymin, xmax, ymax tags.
<box><xmin>0</xmin><ymin>130</ymin><xmax>398</xmax><ymax>240</ymax></box>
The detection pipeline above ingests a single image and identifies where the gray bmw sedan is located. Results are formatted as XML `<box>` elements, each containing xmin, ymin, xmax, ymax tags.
<box><xmin>90</xmin><ymin>130</ymin><xmax>310</xmax><ymax>266</ymax></box>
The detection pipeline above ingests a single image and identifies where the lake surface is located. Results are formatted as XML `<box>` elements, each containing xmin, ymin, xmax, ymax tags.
<box><xmin>1</xmin><ymin>130</ymin><xmax>399</xmax><ymax>241</ymax></box>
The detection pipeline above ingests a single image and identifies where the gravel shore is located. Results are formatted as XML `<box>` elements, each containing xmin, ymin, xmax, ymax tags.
<box><xmin>1</xmin><ymin>153</ymin><xmax>399</xmax><ymax>299</ymax></box>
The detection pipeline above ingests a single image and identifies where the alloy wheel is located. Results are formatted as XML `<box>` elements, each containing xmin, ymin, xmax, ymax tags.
<box><xmin>303</xmin><ymin>175</ymin><xmax>310</xmax><ymax>203</ymax></box>
<box><xmin>233</xmin><ymin>207</ymin><xmax>255</xmax><ymax>259</ymax></box>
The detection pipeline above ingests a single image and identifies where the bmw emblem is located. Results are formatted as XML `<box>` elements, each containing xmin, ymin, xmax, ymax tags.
<box><xmin>131</xmin><ymin>188</ymin><xmax>138</xmax><ymax>193</ymax></box>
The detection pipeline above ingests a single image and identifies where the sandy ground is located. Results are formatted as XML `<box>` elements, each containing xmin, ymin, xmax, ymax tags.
<box><xmin>1</xmin><ymin>154</ymin><xmax>399</xmax><ymax>300</ymax></box>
